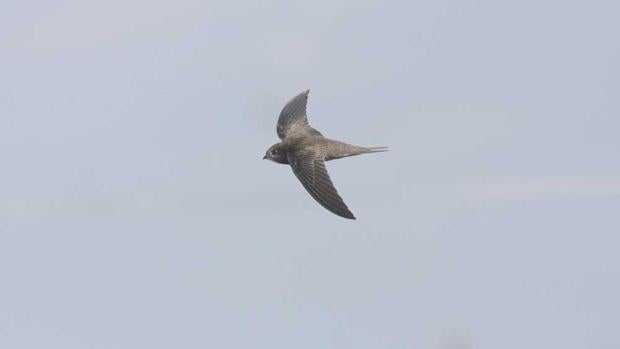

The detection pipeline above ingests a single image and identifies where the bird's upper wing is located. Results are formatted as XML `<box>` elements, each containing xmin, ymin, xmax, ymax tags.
<box><xmin>277</xmin><ymin>90</ymin><xmax>322</xmax><ymax>139</ymax></box>
<box><xmin>287</xmin><ymin>147</ymin><xmax>355</xmax><ymax>219</ymax></box>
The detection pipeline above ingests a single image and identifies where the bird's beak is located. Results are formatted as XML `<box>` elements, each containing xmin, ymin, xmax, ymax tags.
<box><xmin>262</xmin><ymin>155</ymin><xmax>267</xmax><ymax>160</ymax></box>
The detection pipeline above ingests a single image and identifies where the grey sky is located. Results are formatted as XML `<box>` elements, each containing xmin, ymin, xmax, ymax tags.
<box><xmin>1</xmin><ymin>0</ymin><xmax>619</xmax><ymax>348</ymax></box>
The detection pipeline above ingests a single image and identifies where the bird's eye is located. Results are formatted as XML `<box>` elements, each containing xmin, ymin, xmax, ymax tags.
<box><xmin>271</xmin><ymin>149</ymin><xmax>278</xmax><ymax>155</ymax></box>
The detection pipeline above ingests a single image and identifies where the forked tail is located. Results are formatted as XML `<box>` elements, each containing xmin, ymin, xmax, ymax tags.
<box><xmin>324</xmin><ymin>140</ymin><xmax>388</xmax><ymax>161</ymax></box>
<box><xmin>366</xmin><ymin>146</ymin><xmax>388</xmax><ymax>153</ymax></box>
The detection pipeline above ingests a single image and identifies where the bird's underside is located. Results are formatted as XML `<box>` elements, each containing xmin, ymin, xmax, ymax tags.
<box><xmin>265</xmin><ymin>89</ymin><xmax>386</xmax><ymax>219</ymax></box>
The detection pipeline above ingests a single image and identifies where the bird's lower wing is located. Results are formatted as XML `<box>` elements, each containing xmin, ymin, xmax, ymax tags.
<box><xmin>287</xmin><ymin>149</ymin><xmax>356</xmax><ymax>219</ymax></box>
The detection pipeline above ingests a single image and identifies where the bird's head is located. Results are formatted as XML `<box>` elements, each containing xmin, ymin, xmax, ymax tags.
<box><xmin>263</xmin><ymin>143</ymin><xmax>288</xmax><ymax>164</ymax></box>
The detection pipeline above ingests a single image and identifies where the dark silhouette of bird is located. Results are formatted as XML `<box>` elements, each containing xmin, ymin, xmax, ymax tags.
<box><xmin>263</xmin><ymin>89</ymin><xmax>387</xmax><ymax>220</ymax></box>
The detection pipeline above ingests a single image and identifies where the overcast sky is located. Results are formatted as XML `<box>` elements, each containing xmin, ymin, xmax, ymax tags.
<box><xmin>1</xmin><ymin>0</ymin><xmax>619</xmax><ymax>348</ymax></box>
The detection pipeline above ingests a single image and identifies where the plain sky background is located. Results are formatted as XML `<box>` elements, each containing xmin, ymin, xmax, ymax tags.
<box><xmin>1</xmin><ymin>0</ymin><xmax>619</xmax><ymax>348</ymax></box>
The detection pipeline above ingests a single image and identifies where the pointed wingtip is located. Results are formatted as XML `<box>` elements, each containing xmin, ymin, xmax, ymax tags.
<box><xmin>341</xmin><ymin>211</ymin><xmax>356</xmax><ymax>220</ymax></box>
<box><xmin>331</xmin><ymin>206</ymin><xmax>356</xmax><ymax>220</ymax></box>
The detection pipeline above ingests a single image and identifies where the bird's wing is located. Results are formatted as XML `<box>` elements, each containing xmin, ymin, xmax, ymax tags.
<box><xmin>287</xmin><ymin>147</ymin><xmax>355</xmax><ymax>219</ymax></box>
<box><xmin>276</xmin><ymin>89</ymin><xmax>322</xmax><ymax>139</ymax></box>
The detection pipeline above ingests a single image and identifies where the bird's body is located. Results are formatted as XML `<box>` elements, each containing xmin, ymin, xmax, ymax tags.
<box><xmin>263</xmin><ymin>90</ymin><xmax>386</xmax><ymax>219</ymax></box>
<box><xmin>270</xmin><ymin>136</ymin><xmax>385</xmax><ymax>164</ymax></box>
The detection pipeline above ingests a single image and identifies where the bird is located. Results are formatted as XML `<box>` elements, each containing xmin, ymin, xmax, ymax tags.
<box><xmin>263</xmin><ymin>89</ymin><xmax>387</xmax><ymax>220</ymax></box>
